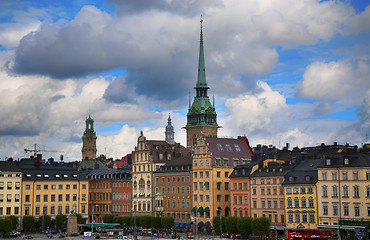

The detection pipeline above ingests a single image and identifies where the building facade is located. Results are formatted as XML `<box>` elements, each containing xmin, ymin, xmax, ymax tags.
<box><xmin>283</xmin><ymin>158</ymin><xmax>320</xmax><ymax>229</ymax></box>
<box><xmin>111</xmin><ymin>167</ymin><xmax>132</xmax><ymax>216</ymax></box>
<box><xmin>20</xmin><ymin>160</ymin><xmax>89</xmax><ymax>222</ymax></box>
<box><xmin>229</xmin><ymin>163</ymin><xmax>259</xmax><ymax>218</ymax></box>
<box><xmin>250</xmin><ymin>165</ymin><xmax>290</xmax><ymax>231</ymax></box>
<box><xmin>154</xmin><ymin>155</ymin><xmax>192</xmax><ymax>225</ymax></box>
<box><xmin>0</xmin><ymin>160</ymin><xmax>22</xmax><ymax>222</ymax></box>
<box><xmin>132</xmin><ymin>131</ymin><xmax>191</xmax><ymax>216</ymax></box>
<box><xmin>192</xmin><ymin>135</ymin><xmax>254</xmax><ymax>231</ymax></box>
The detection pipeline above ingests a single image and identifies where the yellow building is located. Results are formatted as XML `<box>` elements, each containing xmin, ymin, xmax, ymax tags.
<box><xmin>317</xmin><ymin>154</ymin><xmax>370</xmax><ymax>227</ymax></box>
<box><xmin>0</xmin><ymin>160</ymin><xmax>22</xmax><ymax>222</ymax></box>
<box><xmin>21</xmin><ymin>159</ymin><xmax>89</xmax><ymax>222</ymax></box>
<box><xmin>192</xmin><ymin>135</ymin><xmax>254</xmax><ymax>231</ymax></box>
<box><xmin>283</xmin><ymin>159</ymin><xmax>320</xmax><ymax>229</ymax></box>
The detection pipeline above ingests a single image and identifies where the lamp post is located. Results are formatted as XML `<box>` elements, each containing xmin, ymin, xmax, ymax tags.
<box><xmin>217</xmin><ymin>209</ymin><xmax>222</xmax><ymax>238</ymax></box>
<box><xmin>92</xmin><ymin>205</ymin><xmax>98</xmax><ymax>236</ymax></box>
<box><xmin>195</xmin><ymin>203</ymin><xmax>200</xmax><ymax>240</ymax></box>
<box><xmin>132</xmin><ymin>206</ymin><xmax>136</xmax><ymax>240</ymax></box>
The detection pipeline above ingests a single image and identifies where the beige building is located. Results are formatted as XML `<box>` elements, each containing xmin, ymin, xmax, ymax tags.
<box><xmin>317</xmin><ymin>154</ymin><xmax>370</xmax><ymax>227</ymax></box>
<box><xmin>0</xmin><ymin>160</ymin><xmax>22</xmax><ymax>221</ymax></box>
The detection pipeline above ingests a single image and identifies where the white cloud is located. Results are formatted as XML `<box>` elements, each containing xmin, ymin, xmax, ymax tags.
<box><xmin>345</xmin><ymin>5</ymin><xmax>370</xmax><ymax>35</ymax></box>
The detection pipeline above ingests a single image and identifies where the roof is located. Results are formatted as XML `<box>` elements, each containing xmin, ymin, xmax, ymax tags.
<box><xmin>155</xmin><ymin>155</ymin><xmax>192</xmax><ymax>173</ymax></box>
<box><xmin>206</xmin><ymin>137</ymin><xmax>254</xmax><ymax>164</ymax></box>
<box><xmin>251</xmin><ymin>165</ymin><xmax>292</xmax><ymax>177</ymax></box>
<box><xmin>146</xmin><ymin>141</ymin><xmax>191</xmax><ymax>163</ymax></box>
<box><xmin>86</xmin><ymin>168</ymin><xmax>131</xmax><ymax>180</ymax></box>
<box><xmin>0</xmin><ymin>160</ymin><xmax>22</xmax><ymax>172</ymax></box>
<box><xmin>229</xmin><ymin>162</ymin><xmax>259</xmax><ymax>178</ymax></box>
<box><xmin>282</xmin><ymin>159</ymin><xmax>321</xmax><ymax>185</ymax></box>
<box><xmin>20</xmin><ymin>165</ymin><xmax>87</xmax><ymax>181</ymax></box>
<box><xmin>317</xmin><ymin>153</ymin><xmax>369</xmax><ymax>168</ymax></box>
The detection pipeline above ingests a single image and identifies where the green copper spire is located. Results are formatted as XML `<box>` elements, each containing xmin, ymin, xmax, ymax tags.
<box><xmin>196</xmin><ymin>15</ymin><xmax>208</xmax><ymax>92</ymax></box>
<box><xmin>83</xmin><ymin>114</ymin><xmax>97</xmax><ymax>138</ymax></box>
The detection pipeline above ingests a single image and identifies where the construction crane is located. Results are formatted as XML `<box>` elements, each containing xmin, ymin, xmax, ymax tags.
<box><xmin>24</xmin><ymin>144</ymin><xmax>64</xmax><ymax>157</ymax></box>
<box><xmin>98</xmin><ymin>147</ymin><xmax>124</xmax><ymax>159</ymax></box>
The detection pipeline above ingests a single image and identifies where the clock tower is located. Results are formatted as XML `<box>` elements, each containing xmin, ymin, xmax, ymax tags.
<box><xmin>82</xmin><ymin>114</ymin><xmax>97</xmax><ymax>160</ymax></box>
<box><xmin>184</xmin><ymin>18</ymin><xmax>220</xmax><ymax>147</ymax></box>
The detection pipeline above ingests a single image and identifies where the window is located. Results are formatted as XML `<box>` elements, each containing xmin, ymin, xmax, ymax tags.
<box><xmin>343</xmin><ymin>204</ymin><xmax>349</xmax><ymax>216</ymax></box>
<box><xmin>262</xmin><ymin>200</ymin><xmax>265</xmax><ymax>208</ymax></box>
<box><xmin>234</xmin><ymin>144</ymin><xmax>241</xmax><ymax>151</ymax></box>
<box><xmin>66</xmin><ymin>184</ymin><xmax>70</xmax><ymax>189</ymax></box>
<box><xmin>217</xmin><ymin>171</ymin><xmax>221</xmax><ymax>178</ymax></box>
<box><xmin>286</xmin><ymin>188</ymin><xmax>292</xmax><ymax>194</ymax></box>
<box><xmin>288</xmin><ymin>213</ymin><xmax>293</xmax><ymax>223</ymax></box>
<box><xmin>239</xmin><ymin>183</ymin><xmax>242</xmax><ymax>190</ymax></box>
<box><xmin>244</xmin><ymin>196</ymin><xmax>248</xmax><ymax>204</ymax></box>
<box><xmin>293</xmin><ymin>187</ymin><xmax>299</xmax><ymax>194</ymax></box>
<box><xmin>15</xmin><ymin>194</ymin><xmax>19</xmax><ymax>202</ymax></box>
<box><xmin>294</xmin><ymin>197</ymin><xmax>299</xmax><ymax>208</ymax></box>
<box><xmin>353</xmin><ymin>171</ymin><xmax>358</xmax><ymax>180</ymax></box>
<box><xmin>215</xmin><ymin>158</ymin><xmax>221</xmax><ymax>166</ymax></box>
<box><xmin>302</xmin><ymin>213</ymin><xmax>307</xmax><ymax>223</ymax></box>
<box><xmin>82</xmin><ymin>194</ymin><xmax>86</xmax><ymax>201</ymax></box>
<box><xmin>342</xmin><ymin>172</ymin><xmax>348</xmax><ymax>180</ymax></box>
<box><xmin>26</xmin><ymin>184</ymin><xmax>31</xmax><ymax>190</ymax></box>
<box><xmin>82</xmin><ymin>184</ymin><xmax>86</xmax><ymax>189</ymax></box>
<box><xmin>253</xmin><ymin>200</ymin><xmax>257</xmax><ymax>208</ymax></box>
<box><xmin>58</xmin><ymin>194</ymin><xmax>63</xmax><ymax>201</ymax></box>
<box><xmin>322</xmin><ymin>172</ymin><xmax>327</xmax><ymax>180</ymax></box>
<box><xmin>309</xmin><ymin>213</ymin><xmax>315</xmax><ymax>223</ymax></box>
<box><xmin>226</xmin><ymin>144</ymin><xmax>232</xmax><ymax>151</ymax></box>
<box><xmin>44</xmin><ymin>195</ymin><xmax>48</xmax><ymax>202</ymax></box>
<box><xmin>332</xmin><ymin>172</ymin><xmax>337</xmax><ymax>180</ymax></box>
<box><xmin>307</xmin><ymin>187</ymin><xmax>313</xmax><ymax>194</ymax></box>
<box><xmin>367</xmin><ymin>172</ymin><xmax>370</xmax><ymax>180</ymax></box>
<box><xmin>287</xmin><ymin>198</ymin><xmax>292</xmax><ymax>208</ymax></box>
<box><xmin>225</xmin><ymin>182</ymin><xmax>229</xmax><ymax>190</ymax></box>
<box><xmin>274</xmin><ymin>200</ymin><xmax>277</xmax><ymax>209</ymax></box>
<box><xmin>353</xmin><ymin>186</ymin><xmax>360</xmax><ymax>197</ymax></box>
<box><xmin>66</xmin><ymin>194</ymin><xmax>70</xmax><ymax>201</ymax></box>
<box><xmin>295</xmin><ymin>213</ymin><xmax>300</xmax><ymax>223</ymax></box>
<box><xmin>323</xmin><ymin>203</ymin><xmax>328</xmax><ymax>215</ymax></box>
<box><xmin>354</xmin><ymin>204</ymin><xmax>360</xmax><ymax>216</ymax></box>
<box><xmin>332</xmin><ymin>186</ymin><xmax>338</xmax><ymax>197</ymax></box>
<box><xmin>36</xmin><ymin>195</ymin><xmax>40</xmax><ymax>202</ymax></box>
<box><xmin>367</xmin><ymin>186</ymin><xmax>370</xmax><ymax>197</ymax></box>
<box><xmin>194</xmin><ymin>172</ymin><xmax>197</xmax><ymax>178</ymax></box>
<box><xmin>333</xmin><ymin>203</ymin><xmax>338</xmax><ymax>215</ymax></box>
<box><xmin>234</xmin><ymin>196</ymin><xmax>237</xmax><ymax>204</ymax></box>
<box><xmin>7</xmin><ymin>194</ymin><xmax>11</xmax><ymax>202</ymax></box>
<box><xmin>300</xmin><ymin>187</ymin><xmax>306</xmax><ymax>194</ymax></box>
<box><xmin>59</xmin><ymin>185</ymin><xmax>63</xmax><ymax>190</ymax></box>
<box><xmin>301</xmin><ymin>198</ymin><xmax>307</xmax><ymax>208</ymax></box>
<box><xmin>223</xmin><ymin>158</ymin><xmax>229</xmax><ymax>166</ymax></box>
<box><xmin>308</xmin><ymin>197</ymin><xmax>314</xmax><ymax>208</ymax></box>
<box><xmin>205</xmin><ymin>172</ymin><xmax>209</xmax><ymax>178</ymax></box>
<box><xmin>225</xmin><ymin>195</ymin><xmax>229</xmax><ymax>202</ymax></box>
<box><xmin>322</xmin><ymin>186</ymin><xmax>328</xmax><ymax>197</ymax></box>
<box><xmin>44</xmin><ymin>185</ymin><xmax>48</xmax><ymax>190</ymax></box>
<box><xmin>194</xmin><ymin>195</ymin><xmax>197</xmax><ymax>202</ymax></box>
<box><xmin>0</xmin><ymin>182</ymin><xmax>3</xmax><ymax>190</ymax></box>
<box><xmin>51</xmin><ymin>195</ymin><xmax>55</xmax><ymax>202</ymax></box>
<box><xmin>25</xmin><ymin>195</ymin><xmax>30</xmax><ymax>202</ymax></box>
<box><xmin>217</xmin><ymin>144</ymin><xmax>224</xmax><ymax>151</ymax></box>
<box><xmin>7</xmin><ymin>182</ymin><xmax>11</xmax><ymax>190</ymax></box>
<box><xmin>217</xmin><ymin>195</ymin><xmax>221</xmax><ymax>202</ymax></box>
<box><xmin>15</xmin><ymin>182</ymin><xmax>20</xmax><ymax>189</ymax></box>
<box><xmin>233</xmin><ymin>159</ymin><xmax>238</xmax><ymax>167</ymax></box>
<box><xmin>343</xmin><ymin>185</ymin><xmax>349</xmax><ymax>197</ymax></box>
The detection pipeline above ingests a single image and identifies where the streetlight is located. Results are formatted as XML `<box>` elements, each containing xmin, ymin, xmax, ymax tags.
<box><xmin>92</xmin><ymin>205</ymin><xmax>98</xmax><ymax>236</ymax></box>
<box><xmin>217</xmin><ymin>209</ymin><xmax>222</xmax><ymax>238</ymax></box>
<box><xmin>195</xmin><ymin>203</ymin><xmax>200</xmax><ymax>240</ymax></box>
<box><xmin>132</xmin><ymin>206</ymin><xmax>136</xmax><ymax>240</ymax></box>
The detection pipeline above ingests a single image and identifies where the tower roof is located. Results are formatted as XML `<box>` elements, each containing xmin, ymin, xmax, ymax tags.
<box><xmin>196</xmin><ymin>16</ymin><xmax>208</xmax><ymax>90</ymax></box>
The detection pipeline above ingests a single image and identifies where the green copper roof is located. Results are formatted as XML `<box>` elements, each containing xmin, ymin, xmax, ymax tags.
<box><xmin>83</xmin><ymin>114</ymin><xmax>97</xmax><ymax>138</ymax></box>
<box><xmin>185</xmin><ymin>17</ymin><xmax>219</xmax><ymax>129</ymax></box>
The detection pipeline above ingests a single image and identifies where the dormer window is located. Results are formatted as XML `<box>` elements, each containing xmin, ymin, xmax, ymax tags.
<box><xmin>44</xmin><ymin>174</ymin><xmax>49</xmax><ymax>178</ymax></box>
<box><xmin>73</xmin><ymin>174</ymin><xmax>78</xmax><ymax>178</ymax></box>
<box><xmin>217</xmin><ymin>144</ymin><xmax>224</xmax><ymax>151</ymax></box>
<box><xmin>26</xmin><ymin>174</ymin><xmax>31</xmax><ymax>178</ymax></box>
<box><xmin>289</xmin><ymin>176</ymin><xmax>294</xmax><ymax>182</ymax></box>
<box><xmin>326</xmin><ymin>159</ymin><xmax>331</xmax><ymax>166</ymax></box>
<box><xmin>63</xmin><ymin>174</ymin><xmax>68</xmax><ymax>178</ymax></box>
<box><xmin>344</xmin><ymin>158</ymin><xmax>349</xmax><ymax>165</ymax></box>
<box><xmin>36</xmin><ymin>174</ymin><xmax>42</xmax><ymax>178</ymax></box>
<box><xmin>55</xmin><ymin>174</ymin><xmax>60</xmax><ymax>178</ymax></box>
<box><xmin>305</xmin><ymin>176</ymin><xmax>311</xmax><ymax>182</ymax></box>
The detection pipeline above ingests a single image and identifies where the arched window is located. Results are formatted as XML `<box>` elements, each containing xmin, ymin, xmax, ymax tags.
<box><xmin>139</xmin><ymin>179</ymin><xmax>145</xmax><ymax>192</ymax></box>
<box><xmin>308</xmin><ymin>197</ymin><xmax>314</xmax><ymax>208</ymax></box>
<box><xmin>147</xmin><ymin>180</ymin><xmax>151</xmax><ymax>190</ymax></box>
<box><xmin>294</xmin><ymin>197</ymin><xmax>299</xmax><ymax>208</ymax></box>
<box><xmin>123</xmin><ymin>192</ymin><xmax>126</xmax><ymax>200</ymax></box>
<box><xmin>287</xmin><ymin>198</ymin><xmax>292</xmax><ymax>208</ymax></box>
<box><xmin>127</xmin><ymin>192</ymin><xmax>130</xmax><ymax>200</ymax></box>
<box><xmin>134</xmin><ymin>181</ymin><xmax>137</xmax><ymax>190</ymax></box>
<box><xmin>301</xmin><ymin>197</ymin><xmax>307</xmax><ymax>208</ymax></box>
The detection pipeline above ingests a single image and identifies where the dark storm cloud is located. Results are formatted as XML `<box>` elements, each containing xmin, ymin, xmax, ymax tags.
<box><xmin>0</xmin><ymin>126</ymin><xmax>40</xmax><ymax>137</ymax></box>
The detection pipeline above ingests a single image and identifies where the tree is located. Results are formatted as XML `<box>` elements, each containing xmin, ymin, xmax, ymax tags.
<box><xmin>76</xmin><ymin>214</ymin><xmax>84</xmax><ymax>224</ymax></box>
<box><xmin>0</xmin><ymin>218</ymin><xmax>13</xmax><ymax>237</ymax></box>
<box><xmin>55</xmin><ymin>214</ymin><xmax>68</xmax><ymax>228</ymax></box>
<box><xmin>161</xmin><ymin>216</ymin><xmax>174</xmax><ymax>229</ymax></box>
<box><xmin>252</xmin><ymin>217</ymin><xmax>270</xmax><ymax>236</ymax></box>
<box><xmin>103</xmin><ymin>214</ymin><xmax>115</xmax><ymax>223</ymax></box>
<box><xmin>224</xmin><ymin>216</ymin><xmax>238</xmax><ymax>235</ymax></box>
<box><xmin>141</xmin><ymin>216</ymin><xmax>152</xmax><ymax>229</ymax></box>
<box><xmin>212</xmin><ymin>215</ymin><xmax>226</xmax><ymax>235</ymax></box>
<box><xmin>6</xmin><ymin>216</ymin><xmax>19</xmax><ymax>231</ymax></box>
<box><xmin>237</xmin><ymin>217</ymin><xmax>252</xmax><ymax>238</ymax></box>
<box><xmin>23</xmin><ymin>216</ymin><xmax>35</xmax><ymax>232</ymax></box>
<box><xmin>43</xmin><ymin>215</ymin><xmax>52</xmax><ymax>228</ymax></box>
<box><xmin>152</xmin><ymin>216</ymin><xmax>162</xmax><ymax>229</ymax></box>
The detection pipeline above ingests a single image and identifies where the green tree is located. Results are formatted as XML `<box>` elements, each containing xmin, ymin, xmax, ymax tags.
<box><xmin>152</xmin><ymin>216</ymin><xmax>162</xmax><ymax>229</ymax></box>
<box><xmin>141</xmin><ymin>216</ymin><xmax>152</xmax><ymax>229</ymax></box>
<box><xmin>55</xmin><ymin>214</ymin><xmax>68</xmax><ymax>228</ymax></box>
<box><xmin>76</xmin><ymin>214</ymin><xmax>84</xmax><ymax>224</ymax></box>
<box><xmin>6</xmin><ymin>215</ymin><xmax>19</xmax><ymax>231</ymax></box>
<box><xmin>161</xmin><ymin>216</ymin><xmax>174</xmax><ymax>229</ymax></box>
<box><xmin>237</xmin><ymin>217</ymin><xmax>252</xmax><ymax>238</ymax></box>
<box><xmin>43</xmin><ymin>215</ymin><xmax>52</xmax><ymax>228</ymax></box>
<box><xmin>0</xmin><ymin>218</ymin><xmax>13</xmax><ymax>237</ymax></box>
<box><xmin>225</xmin><ymin>216</ymin><xmax>238</xmax><ymax>235</ymax></box>
<box><xmin>212</xmin><ymin>215</ymin><xmax>226</xmax><ymax>235</ymax></box>
<box><xmin>252</xmin><ymin>217</ymin><xmax>270</xmax><ymax>236</ymax></box>
<box><xmin>103</xmin><ymin>214</ymin><xmax>115</xmax><ymax>223</ymax></box>
<box><xmin>22</xmin><ymin>216</ymin><xmax>35</xmax><ymax>232</ymax></box>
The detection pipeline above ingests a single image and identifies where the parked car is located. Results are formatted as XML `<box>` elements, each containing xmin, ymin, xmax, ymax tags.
<box><xmin>10</xmin><ymin>231</ymin><xmax>21</xmax><ymax>238</ymax></box>
<box><xmin>187</xmin><ymin>232</ymin><xmax>194</xmax><ymax>239</ymax></box>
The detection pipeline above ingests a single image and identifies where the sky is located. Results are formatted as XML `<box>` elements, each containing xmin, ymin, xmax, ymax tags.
<box><xmin>0</xmin><ymin>0</ymin><xmax>369</xmax><ymax>161</ymax></box>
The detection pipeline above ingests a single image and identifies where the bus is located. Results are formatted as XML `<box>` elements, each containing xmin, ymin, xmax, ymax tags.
<box><xmin>287</xmin><ymin>229</ymin><xmax>336</xmax><ymax>240</ymax></box>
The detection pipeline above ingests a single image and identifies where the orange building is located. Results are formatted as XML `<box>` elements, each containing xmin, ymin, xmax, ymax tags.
<box><xmin>154</xmin><ymin>155</ymin><xmax>192</xmax><ymax>226</ymax></box>
<box><xmin>229</xmin><ymin>163</ymin><xmax>259</xmax><ymax>217</ymax></box>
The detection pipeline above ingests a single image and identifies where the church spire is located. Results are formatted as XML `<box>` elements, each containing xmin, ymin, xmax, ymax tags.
<box><xmin>165</xmin><ymin>113</ymin><xmax>175</xmax><ymax>144</ymax></box>
<box><xmin>196</xmin><ymin>15</ymin><xmax>208</xmax><ymax>93</ymax></box>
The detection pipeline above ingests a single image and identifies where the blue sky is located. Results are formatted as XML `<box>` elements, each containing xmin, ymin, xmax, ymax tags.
<box><xmin>0</xmin><ymin>0</ymin><xmax>369</xmax><ymax>160</ymax></box>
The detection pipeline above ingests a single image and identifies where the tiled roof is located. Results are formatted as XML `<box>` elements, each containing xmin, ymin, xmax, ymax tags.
<box><xmin>251</xmin><ymin>165</ymin><xmax>292</xmax><ymax>177</ymax></box>
<box><xmin>146</xmin><ymin>141</ymin><xmax>191</xmax><ymax>163</ymax></box>
<box><xmin>155</xmin><ymin>155</ymin><xmax>192</xmax><ymax>173</ymax></box>
<box><xmin>282</xmin><ymin>159</ymin><xmax>321</xmax><ymax>185</ymax></box>
<box><xmin>21</xmin><ymin>166</ymin><xmax>87</xmax><ymax>181</ymax></box>
<box><xmin>87</xmin><ymin>168</ymin><xmax>132</xmax><ymax>180</ymax></box>
<box><xmin>206</xmin><ymin>137</ymin><xmax>254</xmax><ymax>164</ymax></box>
<box><xmin>317</xmin><ymin>153</ymin><xmax>369</xmax><ymax>168</ymax></box>
<box><xmin>229</xmin><ymin>162</ymin><xmax>259</xmax><ymax>178</ymax></box>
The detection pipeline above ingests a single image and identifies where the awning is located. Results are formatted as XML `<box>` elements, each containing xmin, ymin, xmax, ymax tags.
<box><xmin>197</xmin><ymin>206</ymin><xmax>204</xmax><ymax>213</ymax></box>
<box><xmin>180</xmin><ymin>223</ymin><xmax>185</xmax><ymax>227</ymax></box>
<box><xmin>204</xmin><ymin>207</ymin><xmax>210</xmax><ymax>213</ymax></box>
<box><xmin>318</xmin><ymin>225</ymin><xmax>365</xmax><ymax>230</ymax></box>
<box><xmin>191</xmin><ymin>207</ymin><xmax>197</xmax><ymax>212</ymax></box>
<box><xmin>175</xmin><ymin>223</ymin><xmax>180</xmax><ymax>227</ymax></box>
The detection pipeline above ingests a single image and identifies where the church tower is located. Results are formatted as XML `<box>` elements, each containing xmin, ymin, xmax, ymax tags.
<box><xmin>82</xmin><ymin>114</ymin><xmax>97</xmax><ymax>160</ymax></box>
<box><xmin>184</xmin><ymin>17</ymin><xmax>220</xmax><ymax>147</ymax></box>
<box><xmin>165</xmin><ymin>113</ymin><xmax>175</xmax><ymax>144</ymax></box>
